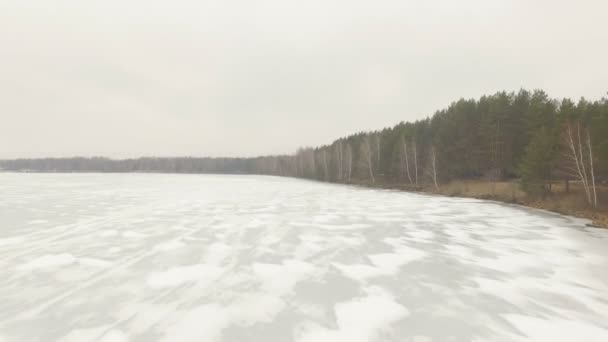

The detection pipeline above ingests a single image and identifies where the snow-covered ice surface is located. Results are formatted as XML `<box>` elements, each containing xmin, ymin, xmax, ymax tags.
<box><xmin>1</xmin><ymin>173</ymin><xmax>608</xmax><ymax>342</ymax></box>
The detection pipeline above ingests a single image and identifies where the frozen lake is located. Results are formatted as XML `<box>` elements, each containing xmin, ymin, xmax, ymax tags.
<box><xmin>1</xmin><ymin>173</ymin><xmax>608</xmax><ymax>342</ymax></box>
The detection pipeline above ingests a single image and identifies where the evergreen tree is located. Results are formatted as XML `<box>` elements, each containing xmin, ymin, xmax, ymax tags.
<box><xmin>519</xmin><ymin>127</ymin><xmax>558</xmax><ymax>196</ymax></box>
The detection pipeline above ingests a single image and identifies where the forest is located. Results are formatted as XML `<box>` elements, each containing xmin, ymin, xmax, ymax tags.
<box><xmin>2</xmin><ymin>89</ymin><xmax>607</xmax><ymax>214</ymax></box>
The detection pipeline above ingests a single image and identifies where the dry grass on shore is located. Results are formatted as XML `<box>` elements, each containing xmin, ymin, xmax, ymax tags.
<box><xmin>345</xmin><ymin>177</ymin><xmax>607</xmax><ymax>227</ymax></box>
<box><xmin>433</xmin><ymin>180</ymin><xmax>608</xmax><ymax>228</ymax></box>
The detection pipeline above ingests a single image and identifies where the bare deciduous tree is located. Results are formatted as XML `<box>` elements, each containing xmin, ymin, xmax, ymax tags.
<box><xmin>587</xmin><ymin>128</ymin><xmax>598</xmax><ymax>207</ymax></box>
<box><xmin>563</xmin><ymin>122</ymin><xmax>598</xmax><ymax>207</ymax></box>
<box><xmin>321</xmin><ymin>149</ymin><xmax>329</xmax><ymax>181</ymax></box>
<box><xmin>345</xmin><ymin>142</ymin><xmax>353</xmax><ymax>182</ymax></box>
<box><xmin>427</xmin><ymin>145</ymin><xmax>439</xmax><ymax>190</ymax></box>
<box><xmin>413</xmin><ymin>138</ymin><xmax>418</xmax><ymax>186</ymax></box>
<box><xmin>301</xmin><ymin>148</ymin><xmax>316</xmax><ymax>178</ymax></box>
<box><xmin>360</xmin><ymin>135</ymin><xmax>375</xmax><ymax>184</ymax></box>
<box><xmin>400</xmin><ymin>134</ymin><xmax>413</xmax><ymax>184</ymax></box>
<box><xmin>373</xmin><ymin>133</ymin><xmax>381</xmax><ymax>172</ymax></box>
<box><xmin>335</xmin><ymin>141</ymin><xmax>343</xmax><ymax>181</ymax></box>
<box><xmin>295</xmin><ymin>149</ymin><xmax>304</xmax><ymax>177</ymax></box>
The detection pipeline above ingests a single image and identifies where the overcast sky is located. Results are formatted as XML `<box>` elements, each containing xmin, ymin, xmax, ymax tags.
<box><xmin>1</xmin><ymin>0</ymin><xmax>607</xmax><ymax>158</ymax></box>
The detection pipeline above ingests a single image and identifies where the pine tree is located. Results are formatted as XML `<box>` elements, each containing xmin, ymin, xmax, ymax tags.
<box><xmin>519</xmin><ymin>127</ymin><xmax>558</xmax><ymax>196</ymax></box>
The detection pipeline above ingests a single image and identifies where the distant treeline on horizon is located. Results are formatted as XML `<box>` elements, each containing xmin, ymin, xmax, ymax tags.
<box><xmin>2</xmin><ymin>89</ymin><xmax>607</xmax><ymax>205</ymax></box>
<box><xmin>0</xmin><ymin>156</ymin><xmax>270</xmax><ymax>174</ymax></box>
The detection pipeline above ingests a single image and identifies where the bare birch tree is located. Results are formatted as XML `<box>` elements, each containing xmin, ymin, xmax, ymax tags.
<box><xmin>345</xmin><ymin>142</ymin><xmax>353</xmax><ymax>182</ymax></box>
<box><xmin>427</xmin><ymin>145</ymin><xmax>439</xmax><ymax>190</ymax></box>
<box><xmin>562</xmin><ymin>122</ymin><xmax>598</xmax><ymax>207</ymax></box>
<box><xmin>400</xmin><ymin>134</ymin><xmax>413</xmax><ymax>184</ymax></box>
<box><xmin>373</xmin><ymin>133</ymin><xmax>381</xmax><ymax>173</ymax></box>
<box><xmin>295</xmin><ymin>149</ymin><xmax>304</xmax><ymax>177</ymax></box>
<box><xmin>334</xmin><ymin>141</ymin><xmax>343</xmax><ymax>181</ymax></box>
<box><xmin>361</xmin><ymin>135</ymin><xmax>375</xmax><ymax>184</ymax></box>
<box><xmin>321</xmin><ymin>149</ymin><xmax>329</xmax><ymax>181</ymax></box>
<box><xmin>302</xmin><ymin>148</ymin><xmax>316</xmax><ymax>179</ymax></box>
<box><xmin>412</xmin><ymin>138</ymin><xmax>418</xmax><ymax>186</ymax></box>
<box><xmin>587</xmin><ymin>128</ymin><xmax>598</xmax><ymax>207</ymax></box>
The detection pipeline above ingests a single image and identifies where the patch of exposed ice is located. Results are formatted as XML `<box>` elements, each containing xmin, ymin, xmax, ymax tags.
<box><xmin>230</xmin><ymin>293</ymin><xmax>286</xmax><ymax>325</ymax></box>
<box><xmin>503</xmin><ymin>314</ymin><xmax>608</xmax><ymax>342</ymax></box>
<box><xmin>296</xmin><ymin>287</ymin><xmax>408</xmax><ymax>342</ymax></box>
<box><xmin>146</xmin><ymin>264</ymin><xmax>224</xmax><ymax>289</ymax></box>
<box><xmin>313</xmin><ymin>213</ymin><xmax>340</xmax><ymax>223</ymax></box>
<box><xmin>444</xmin><ymin>228</ymin><xmax>475</xmax><ymax>243</ymax></box>
<box><xmin>245</xmin><ymin>218</ymin><xmax>265</xmax><ymax>228</ymax></box>
<box><xmin>298</xmin><ymin>233</ymin><xmax>324</xmax><ymax>244</ymax></box>
<box><xmin>0</xmin><ymin>236</ymin><xmax>24</xmax><ymax>246</ymax></box>
<box><xmin>473</xmin><ymin>273</ymin><xmax>608</xmax><ymax>320</ymax></box>
<box><xmin>205</xmin><ymin>242</ymin><xmax>232</xmax><ymax>265</ymax></box>
<box><xmin>122</xmin><ymin>231</ymin><xmax>146</xmax><ymax>239</ymax></box>
<box><xmin>27</xmin><ymin>220</ymin><xmax>48</xmax><ymax>224</ymax></box>
<box><xmin>160</xmin><ymin>304</ymin><xmax>229</xmax><ymax>342</ymax></box>
<box><xmin>253</xmin><ymin>260</ymin><xmax>316</xmax><ymax>293</ymax></box>
<box><xmin>127</xmin><ymin>303</ymin><xmax>172</xmax><ymax>335</ymax></box>
<box><xmin>365</xmin><ymin>215</ymin><xmax>405</xmax><ymax>222</ymax></box>
<box><xmin>78</xmin><ymin>258</ymin><xmax>112</xmax><ymax>268</ymax></box>
<box><xmin>339</xmin><ymin>235</ymin><xmax>365</xmax><ymax>246</ymax></box>
<box><xmin>16</xmin><ymin>253</ymin><xmax>76</xmax><ymax>271</ymax></box>
<box><xmin>98</xmin><ymin>230</ymin><xmax>118</xmax><ymax>237</ymax></box>
<box><xmin>57</xmin><ymin>326</ymin><xmax>110</xmax><ymax>342</ymax></box>
<box><xmin>158</xmin><ymin>293</ymin><xmax>290</xmax><ymax>341</ymax></box>
<box><xmin>293</xmin><ymin>234</ymin><xmax>326</xmax><ymax>258</ymax></box>
<box><xmin>108</xmin><ymin>247</ymin><xmax>121</xmax><ymax>253</ymax></box>
<box><xmin>259</xmin><ymin>234</ymin><xmax>281</xmax><ymax>246</ymax></box>
<box><xmin>294</xmin><ymin>302</ymin><xmax>326</xmax><ymax>320</ymax></box>
<box><xmin>332</xmin><ymin>263</ymin><xmax>382</xmax><ymax>280</ymax></box>
<box><xmin>443</xmin><ymin>244</ymin><xmax>474</xmax><ymax>259</ymax></box>
<box><xmin>369</xmin><ymin>247</ymin><xmax>425</xmax><ymax>270</ymax></box>
<box><xmin>16</xmin><ymin>254</ymin><xmax>113</xmax><ymax>272</ymax></box>
<box><xmin>334</xmin><ymin>246</ymin><xmax>425</xmax><ymax>281</ymax></box>
<box><xmin>154</xmin><ymin>239</ymin><xmax>184</xmax><ymax>252</ymax></box>
<box><xmin>98</xmin><ymin>329</ymin><xmax>129</xmax><ymax>342</ymax></box>
<box><xmin>476</xmin><ymin>252</ymin><xmax>537</xmax><ymax>273</ymax></box>
<box><xmin>405</xmin><ymin>229</ymin><xmax>434</xmax><ymax>241</ymax></box>
<box><xmin>317</xmin><ymin>223</ymin><xmax>372</xmax><ymax>230</ymax></box>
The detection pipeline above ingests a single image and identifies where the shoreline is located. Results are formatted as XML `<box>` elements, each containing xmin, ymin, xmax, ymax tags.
<box><xmin>347</xmin><ymin>179</ymin><xmax>608</xmax><ymax>229</ymax></box>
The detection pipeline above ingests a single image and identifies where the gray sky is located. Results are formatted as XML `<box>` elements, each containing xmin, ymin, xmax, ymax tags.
<box><xmin>1</xmin><ymin>0</ymin><xmax>607</xmax><ymax>158</ymax></box>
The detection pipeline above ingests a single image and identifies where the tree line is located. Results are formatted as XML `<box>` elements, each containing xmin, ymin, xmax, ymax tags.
<box><xmin>258</xmin><ymin>90</ymin><xmax>608</xmax><ymax>207</ymax></box>
<box><xmin>0</xmin><ymin>157</ymin><xmax>258</xmax><ymax>174</ymax></box>
<box><xmin>2</xmin><ymin>90</ymin><xmax>606</xmax><ymax>207</ymax></box>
